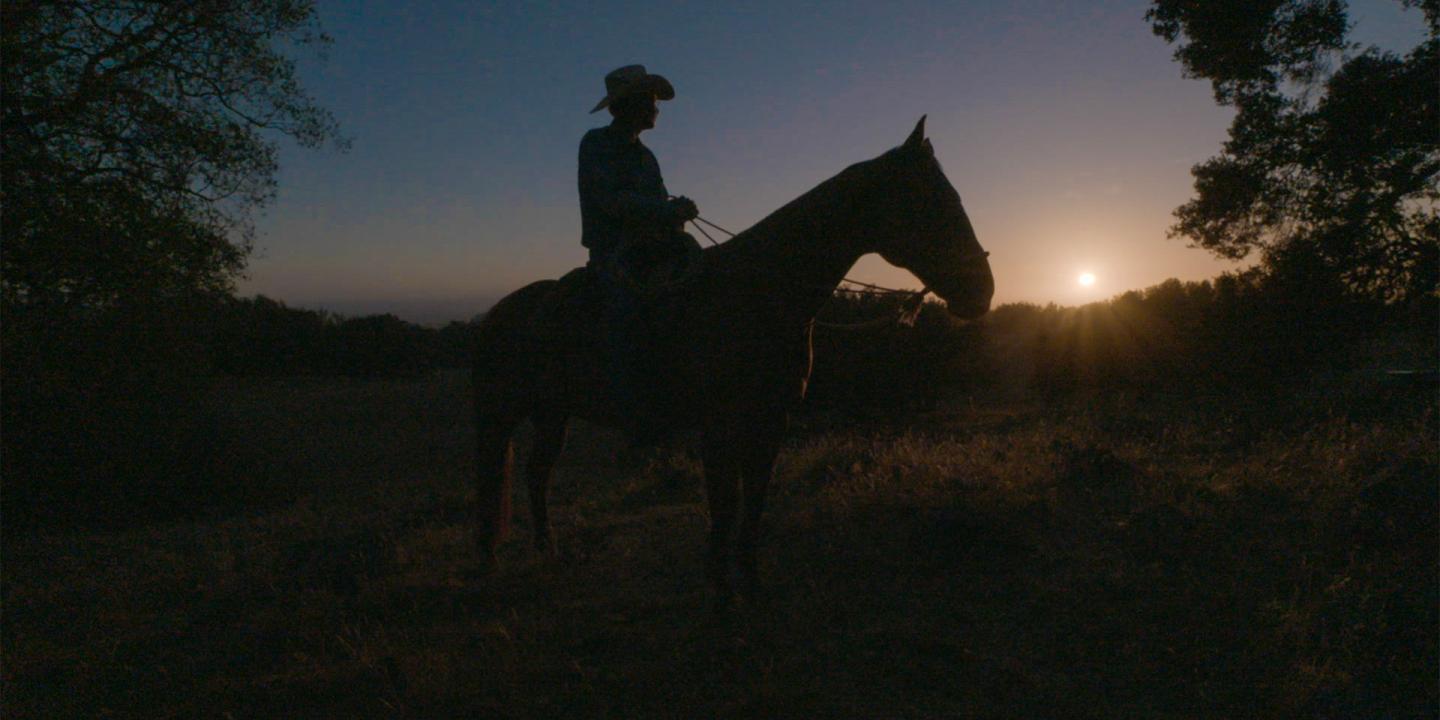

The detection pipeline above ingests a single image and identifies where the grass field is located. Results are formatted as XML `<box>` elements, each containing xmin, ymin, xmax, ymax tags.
<box><xmin>4</xmin><ymin>369</ymin><xmax>1436</xmax><ymax>718</ymax></box>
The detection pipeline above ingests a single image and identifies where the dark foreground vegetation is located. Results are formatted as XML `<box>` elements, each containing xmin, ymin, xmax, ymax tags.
<box><xmin>4</xmin><ymin>274</ymin><xmax>1436</xmax><ymax>718</ymax></box>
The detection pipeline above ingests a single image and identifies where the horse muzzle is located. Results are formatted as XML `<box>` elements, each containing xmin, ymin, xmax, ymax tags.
<box><xmin>931</xmin><ymin>258</ymin><xmax>993</xmax><ymax>320</ymax></box>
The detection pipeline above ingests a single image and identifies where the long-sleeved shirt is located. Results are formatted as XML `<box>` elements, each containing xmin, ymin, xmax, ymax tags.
<box><xmin>578</xmin><ymin>124</ymin><xmax>674</xmax><ymax>262</ymax></box>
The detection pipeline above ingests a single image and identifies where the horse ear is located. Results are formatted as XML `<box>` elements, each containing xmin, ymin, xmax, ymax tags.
<box><xmin>904</xmin><ymin>115</ymin><xmax>927</xmax><ymax>148</ymax></box>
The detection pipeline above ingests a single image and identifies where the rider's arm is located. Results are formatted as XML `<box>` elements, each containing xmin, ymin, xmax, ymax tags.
<box><xmin>579</xmin><ymin>134</ymin><xmax>675</xmax><ymax>224</ymax></box>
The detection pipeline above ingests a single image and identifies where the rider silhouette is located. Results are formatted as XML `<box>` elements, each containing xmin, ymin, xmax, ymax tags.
<box><xmin>579</xmin><ymin>65</ymin><xmax>699</xmax><ymax>430</ymax></box>
<box><xmin>580</xmin><ymin>65</ymin><xmax>698</xmax><ymax>270</ymax></box>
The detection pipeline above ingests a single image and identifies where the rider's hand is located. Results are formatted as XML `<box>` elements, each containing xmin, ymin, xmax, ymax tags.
<box><xmin>669</xmin><ymin>196</ymin><xmax>699</xmax><ymax>223</ymax></box>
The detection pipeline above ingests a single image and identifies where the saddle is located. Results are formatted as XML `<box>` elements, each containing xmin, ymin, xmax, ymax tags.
<box><xmin>604</xmin><ymin>231</ymin><xmax>705</xmax><ymax>299</ymax></box>
<box><xmin>537</xmin><ymin>235</ymin><xmax>705</xmax><ymax>337</ymax></box>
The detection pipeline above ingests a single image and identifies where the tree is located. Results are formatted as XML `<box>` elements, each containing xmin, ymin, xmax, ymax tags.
<box><xmin>1</xmin><ymin>2</ymin><xmax>346</xmax><ymax>523</ymax></box>
<box><xmin>1</xmin><ymin>0</ymin><xmax>344</xmax><ymax>310</ymax></box>
<box><xmin>1148</xmin><ymin>0</ymin><xmax>1439</xmax><ymax>303</ymax></box>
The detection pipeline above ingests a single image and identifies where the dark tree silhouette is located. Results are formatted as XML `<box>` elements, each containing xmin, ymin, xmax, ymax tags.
<box><xmin>1</xmin><ymin>0</ymin><xmax>344</xmax><ymax>310</ymax></box>
<box><xmin>1147</xmin><ymin>0</ymin><xmax>1439</xmax><ymax>303</ymax></box>
<box><xmin>1</xmin><ymin>1</ymin><xmax>345</xmax><ymax>528</ymax></box>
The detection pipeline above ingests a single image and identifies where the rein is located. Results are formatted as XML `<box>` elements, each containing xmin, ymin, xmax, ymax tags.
<box><xmin>691</xmin><ymin>216</ymin><xmax>924</xmax><ymax>297</ymax></box>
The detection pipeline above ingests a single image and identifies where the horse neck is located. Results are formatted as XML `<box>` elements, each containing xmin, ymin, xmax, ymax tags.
<box><xmin>710</xmin><ymin>164</ymin><xmax>883</xmax><ymax>324</ymax></box>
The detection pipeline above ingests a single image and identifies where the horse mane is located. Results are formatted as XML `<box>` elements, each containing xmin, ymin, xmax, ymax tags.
<box><xmin>704</xmin><ymin>143</ymin><xmax>938</xmax><ymax>264</ymax></box>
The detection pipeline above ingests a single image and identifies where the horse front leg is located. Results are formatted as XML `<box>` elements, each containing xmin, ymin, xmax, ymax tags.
<box><xmin>700</xmin><ymin>438</ymin><xmax>742</xmax><ymax>610</ymax></box>
<box><xmin>736</xmin><ymin>424</ymin><xmax>783</xmax><ymax>601</ymax></box>
<box><xmin>474</xmin><ymin>412</ymin><xmax>521</xmax><ymax>574</ymax></box>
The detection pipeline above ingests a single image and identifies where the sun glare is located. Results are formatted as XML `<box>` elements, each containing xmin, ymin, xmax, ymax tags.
<box><xmin>1078</xmin><ymin>272</ymin><xmax>1097</xmax><ymax>287</ymax></box>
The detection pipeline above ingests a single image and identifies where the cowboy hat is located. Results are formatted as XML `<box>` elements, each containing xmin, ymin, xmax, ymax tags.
<box><xmin>589</xmin><ymin>65</ymin><xmax>674</xmax><ymax>113</ymax></box>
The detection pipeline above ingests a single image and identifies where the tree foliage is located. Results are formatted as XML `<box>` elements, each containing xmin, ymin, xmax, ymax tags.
<box><xmin>1</xmin><ymin>0</ymin><xmax>343</xmax><ymax>309</ymax></box>
<box><xmin>1148</xmin><ymin>0</ymin><xmax>1439</xmax><ymax>303</ymax></box>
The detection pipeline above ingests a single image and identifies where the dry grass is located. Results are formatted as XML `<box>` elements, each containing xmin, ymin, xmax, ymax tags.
<box><xmin>4</xmin><ymin>370</ymin><xmax>1435</xmax><ymax>718</ymax></box>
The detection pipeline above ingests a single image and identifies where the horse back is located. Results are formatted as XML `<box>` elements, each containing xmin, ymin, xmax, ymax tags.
<box><xmin>472</xmin><ymin>269</ymin><xmax>606</xmax><ymax>403</ymax></box>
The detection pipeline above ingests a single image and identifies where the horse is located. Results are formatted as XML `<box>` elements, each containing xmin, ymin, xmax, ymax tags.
<box><xmin>472</xmin><ymin>117</ymin><xmax>994</xmax><ymax>604</ymax></box>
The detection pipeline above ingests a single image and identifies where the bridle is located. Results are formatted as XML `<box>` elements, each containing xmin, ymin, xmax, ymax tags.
<box><xmin>690</xmin><ymin>215</ymin><xmax>988</xmax><ymax>291</ymax></box>
<box><xmin>687</xmin><ymin>214</ymin><xmax>989</xmax><ymax>330</ymax></box>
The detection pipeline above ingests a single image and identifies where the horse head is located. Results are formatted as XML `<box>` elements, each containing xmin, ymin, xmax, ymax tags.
<box><xmin>869</xmin><ymin>116</ymin><xmax>994</xmax><ymax>319</ymax></box>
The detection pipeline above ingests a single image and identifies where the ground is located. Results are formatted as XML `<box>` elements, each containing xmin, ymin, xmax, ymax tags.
<box><xmin>4</xmin><ymin>370</ymin><xmax>1435</xmax><ymax>718</ymax></box>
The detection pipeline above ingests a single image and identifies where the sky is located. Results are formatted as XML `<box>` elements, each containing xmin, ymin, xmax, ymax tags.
<box><xmin>241</xmin><ymin>0</ymin><xmax>1430</xmax><ymax>324</ymax></box>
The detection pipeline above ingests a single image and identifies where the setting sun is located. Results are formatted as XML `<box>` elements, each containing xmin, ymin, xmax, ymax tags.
<box><xmin>1078</xmin><ymin>272</ymin><xmax>1097</xmax><ymax>287</ymax></box>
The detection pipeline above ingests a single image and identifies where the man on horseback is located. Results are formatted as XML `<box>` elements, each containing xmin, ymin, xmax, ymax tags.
<box><xmin>579</xmin><ymin>65</ymin><xmax>700</xmax><ymax>432</ymax></box>
<box><xmin>580</xmin><ymin>64</ymin><xmax>699</xmax><ymax>274</ymax></box>
<box><xmin>475</xmin><ymin>115</ymin><xmax>994</xmax><ymax>604</ymax></box>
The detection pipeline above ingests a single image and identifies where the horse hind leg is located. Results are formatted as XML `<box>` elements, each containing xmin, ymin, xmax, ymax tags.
<box><xmin>701</xmin><ymin>439</ymin><xmax>742</xmax><ymax>610</ymax></box>
<box><xmin>475</xmin><ymin>408</ymin><xmax>522</xmax><ymax>573</ymax></box>
<box><xmin>525</xmin><ymin>410</ymin><xmax>568</xmax><ymax>556</ymax></box>
<box><xmin>736</xmin><ymin>437</ymin><xmax>782</xmax><ymax>601</ymax></box>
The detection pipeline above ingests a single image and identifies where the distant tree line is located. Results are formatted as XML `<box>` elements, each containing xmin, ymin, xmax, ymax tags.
<box><xmin>806</xmin><ymin>269</ymin><xmax>1435</xmax><ymax>413</ymax></box>
<box><xmin>207</xmin><ymin>296</ymin><xmax>473</xmax><ymax>377</ymax></box>
<box><xmin>0</xmin><ymin>294</ymin><xmax>476</xmax><ymax>529</ymax></box>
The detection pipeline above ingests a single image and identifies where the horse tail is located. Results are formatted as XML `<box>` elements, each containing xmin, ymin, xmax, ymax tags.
<box><xmin>474</xmin><ymin>409</ymin><xmax>515</xmax><ymax>551</ymax></box>
<box><xmin>470</xmin><ymin>280</ymin><xmax>555</xmax><ymax>564</ymax></box>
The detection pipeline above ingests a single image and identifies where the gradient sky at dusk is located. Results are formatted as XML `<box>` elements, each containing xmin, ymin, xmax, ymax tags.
<box><xmin>241</xmin><ymin>0</ymin><xmax>1429</xmax><ymax>323</ymax></box>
